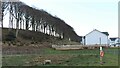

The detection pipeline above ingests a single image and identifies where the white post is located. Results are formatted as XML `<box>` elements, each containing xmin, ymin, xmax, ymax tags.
<box><xmin>100</xmin><ymin>46</ymin><xmax>104</xmax><ymax>65</ymax></box>
<box><xmin>100</xmin><ymin>46</ymin><xmax>102</xmax><ymax>51</ymax></box>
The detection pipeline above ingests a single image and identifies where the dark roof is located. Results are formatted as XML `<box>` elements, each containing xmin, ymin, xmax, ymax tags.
<box><xmin>110</xmin><ymin>38</ymin><xmax>117</xmax><ymax>41</ymax></box>
<box><xmin>102</xmin><ymin>32</ymin><xmax>109</xmax><ymax>36</ymax></box>
<box><xmin>85</xmin><ymin>29</ymin><xmax>109</xmax><ymax>36</ymax></box>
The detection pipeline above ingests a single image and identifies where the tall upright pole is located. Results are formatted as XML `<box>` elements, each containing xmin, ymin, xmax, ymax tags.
<box><xmin>118</xmin><ymin>1</ymin><xmax>120</xmax><ymax>38</ymax></box>
<box><xmin>0</xmin><ymin>1</ymin><xmax>2</xmax><ymax>68</ymax></box>
<box><xmin>99</xmin><ymin>37</ymin><xmax>101</xmax><ymax>45</ymax></box>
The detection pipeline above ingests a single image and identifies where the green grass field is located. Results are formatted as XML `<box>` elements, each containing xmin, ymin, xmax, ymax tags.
<box><xmin>2</xmin><ymin>48</ymin><xmax>119</xmax><ymax>66</ymax></box>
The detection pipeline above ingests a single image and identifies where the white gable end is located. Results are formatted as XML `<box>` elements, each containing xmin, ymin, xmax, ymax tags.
<box><xmin>85</xmin><ymin>30</ymin><xmax>108</xmax><ymax>45</ymax></box>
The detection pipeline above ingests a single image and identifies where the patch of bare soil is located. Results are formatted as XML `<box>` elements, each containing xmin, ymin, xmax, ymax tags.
<box><xmin>26</xmin><ymin>54</ymin><xmax>77</xmax><ymax>65</ymax></box>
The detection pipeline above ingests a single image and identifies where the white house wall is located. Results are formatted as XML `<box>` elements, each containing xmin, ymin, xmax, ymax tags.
<box><xmin>109</xmin><ymin>40</ymin><xmax>115</xmax><ymax>46</ymax></box>
<box><xmin>85</xmin><ymin>30</ymin><xmax>108</xmax><ymax>45</ymax></box>
<box><xmin>115</xmin><ymin>38</ymin><xmax>120</xmax><ymax>46</ymax></box>
<box><xmin>115</xmin><ymin>38</ymin><xmax>120</xmax><ymax>43</ymax></box>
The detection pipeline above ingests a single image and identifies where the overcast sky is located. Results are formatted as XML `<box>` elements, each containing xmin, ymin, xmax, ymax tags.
<box><xmin>3</xmin><ymin>0</ymin><xmax>119</xmax><ymax>37</ymax></box>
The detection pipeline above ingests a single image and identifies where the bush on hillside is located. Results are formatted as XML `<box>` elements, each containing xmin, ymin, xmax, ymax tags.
<box><xmin>5</xmin><ymin>31</ymin><xmax>16</xmax><ymax>41</ymax></box>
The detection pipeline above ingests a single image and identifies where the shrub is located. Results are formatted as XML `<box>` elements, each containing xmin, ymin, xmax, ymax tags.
<box><xmin>5</xmin><ymin>31</ymin><xmax>16</xmax><ymax>41</ymax></box>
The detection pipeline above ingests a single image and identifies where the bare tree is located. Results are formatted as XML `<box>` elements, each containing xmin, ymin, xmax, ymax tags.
<box><xmin>1</xmin><ymin>0</ymin><xmax>81</xmax><ymax>42</ymax></box>
<box><xmin>1</xmin><ymin>2</ymin><xmax>9</xmax><ymax>28</ymax></box>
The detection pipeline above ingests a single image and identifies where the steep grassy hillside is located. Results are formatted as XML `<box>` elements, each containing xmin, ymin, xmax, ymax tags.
<box><xmin>2</xmin><ymin>28</ymin><xmax>81</xmax><ymax>47</ymax></box>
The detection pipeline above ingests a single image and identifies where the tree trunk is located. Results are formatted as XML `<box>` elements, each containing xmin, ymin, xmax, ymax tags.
<box><xmin>15</xmin><ymin>18</ymin><xmax>19</xmax><ymax>37</ymax></box>
<box><xmin>1</xmin><ymin>11</ymin><xmax>3</xmax><ymax>28</ymax></box>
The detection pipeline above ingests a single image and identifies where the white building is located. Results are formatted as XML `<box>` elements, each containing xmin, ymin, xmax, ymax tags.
<box><xmin>82</xmin><ymin>29</ymin><xmax>109</xmax><ymax>45</ymax></box>
<box><xmin>109</xmin><ymin>38</ymin><xmax>117</xmax><ymax>47</ymax></box>
<box><xmin>109</xmin><ymin>37</ymin><xmax>120</xmax><ymax>47</ymax></box>
<box><xmin>115</xmin><ymin>38</ymin><xmax>120</xmax><ymax>47</ymax></box>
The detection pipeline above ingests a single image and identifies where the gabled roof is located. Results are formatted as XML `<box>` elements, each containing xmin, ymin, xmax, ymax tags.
<box><xmin>102</xmin><ymin>32</ymin><xmax>109</xmax><ymax>36</ymax></box>
<box><xmin>110</xmin><ymin>38</ymin><xmax>117</xmax><ymax>41</ymax></box>
<box><xmin>85</xmin><ymin>29</ymin><xmax>109</xmax><ymax>36</ymax></box>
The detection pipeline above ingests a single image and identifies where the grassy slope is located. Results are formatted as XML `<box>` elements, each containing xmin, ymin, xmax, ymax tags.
<box><xmin>2</xmin><ymin>28</ymin><xmax>80</xmax><ymax>46</ymax></box>
<box><xmin>2</xmin><ymin>48</ymin><xmax>118</xmax><ymax>66</ymax></box>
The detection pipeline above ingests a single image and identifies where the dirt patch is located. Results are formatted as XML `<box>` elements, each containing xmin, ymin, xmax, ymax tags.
<box><xmin>30</xmin><ymin>54</ymin><xmax>77</xmax><ymax>65</ymax></box>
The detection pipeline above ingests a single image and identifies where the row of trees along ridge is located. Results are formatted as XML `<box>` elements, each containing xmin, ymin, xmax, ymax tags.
<box><xmin>1</xmin><ymin>0</ymin><xmax>81</xmax><ymax>42</ymax></box>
